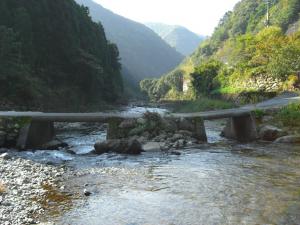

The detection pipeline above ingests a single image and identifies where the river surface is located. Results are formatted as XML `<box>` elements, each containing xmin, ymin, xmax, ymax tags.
<box><xmin>15</xmin><ymin>106</ymin><xmax>300</xmax><ymax>225</ymax></box>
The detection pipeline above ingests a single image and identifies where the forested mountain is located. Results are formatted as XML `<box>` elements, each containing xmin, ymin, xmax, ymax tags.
<box><xmin>141</xmin><ymin>0</ymin><xmax>300</xmax><ymax>101</ymax></box>
<box><xmin>0</xmin><ymin>0</ymin><xmax>123</xmax><ymax>111</ymax></box>
<box><xmin>146</xmin><ymin>23</ymin><xmax>205</xmax><ymax>56</ymax></box>
<box><xmin>75</xmin><ymin>0</ymin><xmax>184</xmax><ymax>83</ymax></box>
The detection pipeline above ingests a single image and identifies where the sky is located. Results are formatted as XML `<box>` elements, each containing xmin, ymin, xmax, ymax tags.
<box><xmin>93</xmin><ymin>0</ymin><xmax>240</xmax><ymax>35</ymax></box>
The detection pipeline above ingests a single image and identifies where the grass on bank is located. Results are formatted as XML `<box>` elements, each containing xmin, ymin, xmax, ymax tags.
<box><xmin>172</xmin><ymin>97</ymin><xmax>236</xmax><ymax>113</ymax></box>
<box><xmin>276</xmin><ymin>103</ymin><xmax>300</xmax><ymax>127</ymax></box>
<box><xmin>211</xmin><ymin>86</ymin><xmax>248</xmax><ymax>95</ymax></box>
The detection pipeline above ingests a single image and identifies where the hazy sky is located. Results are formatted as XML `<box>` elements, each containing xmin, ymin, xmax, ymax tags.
<box><xmin>93</xmin><ymin>0</ymin><xmax>240</xmax><ymax>35</ymax></box>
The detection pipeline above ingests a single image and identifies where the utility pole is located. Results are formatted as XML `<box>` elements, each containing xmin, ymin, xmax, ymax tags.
<box><xmin>265</xmin><ymin>0</ymin><xmax>270</xmax><ymax>27</ymax></box>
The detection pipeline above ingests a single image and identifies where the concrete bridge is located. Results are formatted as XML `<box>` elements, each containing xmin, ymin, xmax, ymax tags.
<box><xmin>0</xmin><ymin>93</ymin><xmax>299</xmax><ymax>149</ymax></box>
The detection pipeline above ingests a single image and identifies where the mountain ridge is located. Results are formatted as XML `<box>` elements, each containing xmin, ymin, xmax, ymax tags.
<box><xmin>75</xmin><ymin>0</ymin><xmax>184</xmax><ymax>84</ymax></box>
<box><xmin>146</xmin><ymin>22</ymin><xmax>205</xmax><ymax>56</ymax></box>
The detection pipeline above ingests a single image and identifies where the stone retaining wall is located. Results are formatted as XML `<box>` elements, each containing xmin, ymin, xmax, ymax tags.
<box><xmin>238</xmin><ymin>75</ymin><xmax>283</xmax><ymax>92</ymax></box>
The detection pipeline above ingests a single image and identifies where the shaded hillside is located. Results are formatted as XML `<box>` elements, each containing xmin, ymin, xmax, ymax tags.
<box><xmin>141</xmin><ymin>0</ymin><xmax>300</xmax><ymax>101</ymax></box>
<box><xmin>146</xmin><ymin>23</ymin><xmax>205</xmax><ymax>56</ymax></box>
<box><xmin>0</xmin><ymin>0</ymin><xmax>123</xmax><ymax>111</ymax></box>
<box><xmin>75</xmin><ymin>0</ymin><xmax>184</xmax><ymax>83</ymax></box>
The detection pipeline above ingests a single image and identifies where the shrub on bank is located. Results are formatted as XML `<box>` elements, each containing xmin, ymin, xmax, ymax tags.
<box><xmin>276</xmin><ymin>103</ymin><xmax>300</xmax><ymax>127</ymax></box>
<box><xmin>254</xmin><ymin>109</ymin><xmax>266</xmax><ymax>121</ymax></box>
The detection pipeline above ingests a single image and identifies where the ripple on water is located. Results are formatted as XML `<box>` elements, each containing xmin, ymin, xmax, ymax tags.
<box><xmin>48</xmin><ymin>144</ymin><xmax>300</xmax><ymax>225</ymax></box>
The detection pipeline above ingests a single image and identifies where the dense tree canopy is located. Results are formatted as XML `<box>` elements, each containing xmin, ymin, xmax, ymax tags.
<box><xmin>0</xmin><ymin>0</ymin><xmax>123</xmax><ymax>111</ymax></box>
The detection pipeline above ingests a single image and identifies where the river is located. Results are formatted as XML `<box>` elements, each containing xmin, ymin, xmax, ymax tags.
<box><xmin>15</xmin><ymin>106</ymin><xmax>300</xmax><ymax>225</ymax></box>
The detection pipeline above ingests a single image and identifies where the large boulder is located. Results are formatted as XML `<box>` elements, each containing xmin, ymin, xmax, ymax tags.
<box><xmin>275</xmin><ymin>135</ymin><xmax>300</xmax><ymax>144</ymax></box>
<box><xmin>94</xmin><ymin>139</ymin><xmax>143</xmax><ymax>155</ymax></box>
<box><xmin>124</xmin><ymin>139</ymin><xmax>142</xmax><ymax>154</ymax></box>
<box><xmin>259</xmin><ymin>125</ymin><xmax>286</xmax><ymax>141</ymax></box>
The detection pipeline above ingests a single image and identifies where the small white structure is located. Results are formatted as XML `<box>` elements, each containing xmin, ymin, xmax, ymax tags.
<box><xmin>183</xmin><ymin>79</ymin><xmax>191</xmax><ymax>93</ymax></box>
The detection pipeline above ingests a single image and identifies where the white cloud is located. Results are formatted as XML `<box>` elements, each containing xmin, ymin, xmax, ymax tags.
<box><xmin>93</xmin><ymin>0</ymin><xmax>240</xmax><ymax>35</ymax></box>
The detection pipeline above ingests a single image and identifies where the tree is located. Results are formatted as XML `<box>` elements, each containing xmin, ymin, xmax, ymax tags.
<box><xmin>0</xmin><ymin>26</ymin><xmax>35</xmax><ymax>106</ymax></box>
<box><xmin>191</xmin><ymin>60</ymin><xmax>222</xmax><ymax>96</ymax></box>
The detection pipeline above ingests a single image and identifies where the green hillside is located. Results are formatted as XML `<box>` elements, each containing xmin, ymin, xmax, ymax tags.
<box><xmin>0</xmin><ymin>0</ymin><xmax>123</xmax><ymax>111</ymax></box>
<box><xmin>141</xmin><ymin>0</ymin><xmax>300</xmax><ymax>102</ymax></box>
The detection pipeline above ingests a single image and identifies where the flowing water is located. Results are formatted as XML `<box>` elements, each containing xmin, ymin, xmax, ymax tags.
<box><xmin>16</xmin><ymin>107</ymin><xmax>300</xmax><ymax>225</ymax></box>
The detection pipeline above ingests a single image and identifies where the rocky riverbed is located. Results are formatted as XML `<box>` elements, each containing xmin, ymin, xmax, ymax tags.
<box><xmin>0</xmin><ymin>152</ymin><xmax>67</xmax><ymax>225</ymax></box>
<box><xmin>0</xmin><ymin>103</ymin><xmax>299</xmax><ymax>225</ymax></box>
<box><xmin>1</xmin><ymin>118</ymin><xmax>300</xmax><ymax>225</ymax></box>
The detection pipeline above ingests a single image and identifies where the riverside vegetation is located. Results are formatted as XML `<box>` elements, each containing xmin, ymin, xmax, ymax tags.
<box><xmin>140</xmin><ymin>0</ymin><xmax>300</xmax><ymax>111</ymax></box>
<box><xmin>276</xmin><ymin>102</ymin><xmax>300</xmax><ymax>127</ymax></box>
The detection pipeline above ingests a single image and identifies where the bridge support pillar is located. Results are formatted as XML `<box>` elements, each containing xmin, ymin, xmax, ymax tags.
<box><xmin>17</xmin><ymin>121</ymin><xmax>55</xmax><ymax>149</ymax></box>
<box><xmin>222</xmin><ymin>113</ymin><xmax>258</xmax><ymax>142</ymax></box>
<box><xmin>107</xmin><ymin>118</ymin><xmax>124</xmax><ymax>140</ymax></box>
<box><xmin>191</xmin><ymin>117</ymin><xmax>207</xmax><ymax>142</ymax></box>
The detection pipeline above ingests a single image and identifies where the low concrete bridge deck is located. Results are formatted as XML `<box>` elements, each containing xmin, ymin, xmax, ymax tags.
<box><xmin>0</xmin><ymin>93</ymin><xmax>299</xmax><ymax>149</ymax></box>
<box><xmin>0</xmin><ymin>108</ymin><xmax>253</xmax><ymax>122</ymax></box>
<box><xmin>0</xmin><ymin>92</ymin><xmax>299</xmax><ymax>122</ymax></box>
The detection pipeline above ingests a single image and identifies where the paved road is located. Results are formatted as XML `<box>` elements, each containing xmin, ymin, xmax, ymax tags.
<box><xmin>0</xmin><ymin>93</ymin><xmax>299</xmax><ymax>122</ymax></box>
<box><xmin>175</xmin><ymin>92</ymin><xmax>300</xmax><ymax>119</ymax></box>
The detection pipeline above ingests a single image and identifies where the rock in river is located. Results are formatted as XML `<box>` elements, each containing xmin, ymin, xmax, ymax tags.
<box><xmin>94</xmin><ymin>139</ymin><xmax>143</xmax><ymax>155</ymax></box>
<box><xmin>259</xmin><ymin>125</ymin><xmax>286</xmax><ymax>141</ymax></box>
<box><xmin>275</xmin><ymin>135</ymin><xmax>300</xmax><ymax>144</ymax></box>
<box><xmin>0</xmin><ymin>152</ymin><xmax>11</xmax><ymax>160</ymax></box>
<box><xmin>84</xmin><ymin>189</ymin><xmax>92</xmax><ymax>196</ymax></box>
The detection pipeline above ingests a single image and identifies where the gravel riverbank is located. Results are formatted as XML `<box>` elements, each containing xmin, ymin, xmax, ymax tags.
<box><xmin>0</xmin><ymin>152</ymin><xmax>67</xmax><ymax>225</ymax></box>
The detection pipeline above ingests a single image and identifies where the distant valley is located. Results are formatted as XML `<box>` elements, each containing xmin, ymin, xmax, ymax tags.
<box><xmin>75</xmin><ymin>0</ymin><xmax>184</xmax><ymax>85</ymax></box>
